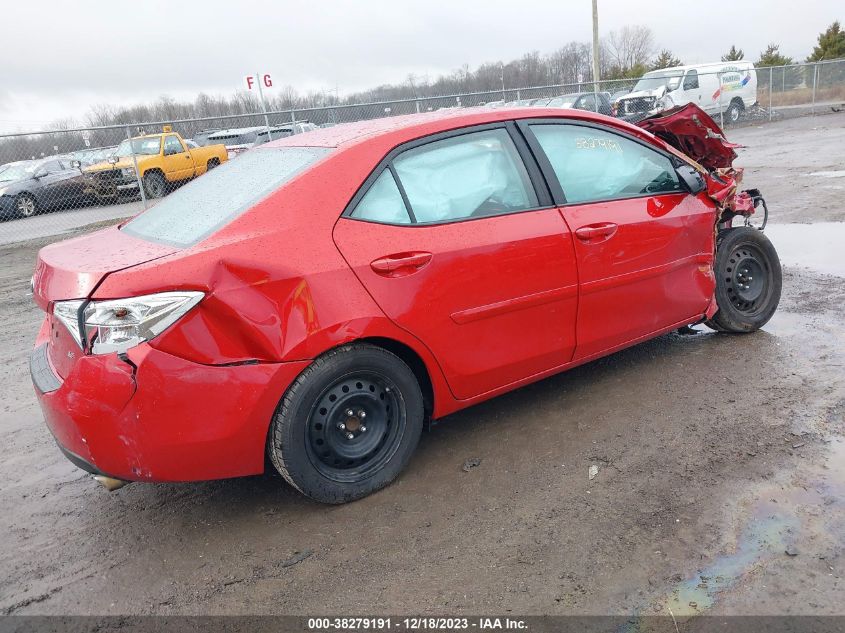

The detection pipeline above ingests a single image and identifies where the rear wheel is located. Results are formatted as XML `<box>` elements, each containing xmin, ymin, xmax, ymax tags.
<box><xmin>16</xmin><ymin>193</ymin><xmax>37</xmax><ymax>218</ymax></box>
<box><xmin>268</xmin><ymin>344</ymin><xmax>424</xmax><ymax>504</ymax></box>
<box><xmin>206</xmin><ymin>158</ymin><xmax>220</xmax><ymax>171</ymax></box>
<box><xmin>143</xmin><ymin>171</ymin><xmax>166</xmax><ymax>198</ymax></box>
<box><xmin>705</xmin><ymin>227</ymin><xmax>781</xmax><ymax>333</ymax></box>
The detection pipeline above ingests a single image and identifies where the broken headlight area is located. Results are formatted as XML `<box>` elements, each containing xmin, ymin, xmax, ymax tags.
<box><xmin>53</xmin><ymin>291</ymin><xmax>204</xmax><ymax>355</ymax></box>
<box><xmin>635</xmin><ymin>103</ymin><xmax>765</xmax><ymax>228</ymax></box>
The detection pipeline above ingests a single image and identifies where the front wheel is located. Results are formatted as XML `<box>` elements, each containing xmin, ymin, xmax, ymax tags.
<box><xmin>268</xmin><ymin>344</ymin><xmax>424</xmax><ymax>504</ymax></box>
<box><xmin>143</xmin><ymin>172</ymin><xmax>167</xmax><ymax>199</ymax></box>
<box><xmin>705</xmin><ymin>227</ymin><xmax>782</xmax><ymax>333</ymax></box>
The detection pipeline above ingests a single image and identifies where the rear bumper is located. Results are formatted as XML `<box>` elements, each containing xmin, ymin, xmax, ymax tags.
<box><xmin>31</xmin><ymin>333</ymin><xmax>310</xmax><ymax>482</ymax></box>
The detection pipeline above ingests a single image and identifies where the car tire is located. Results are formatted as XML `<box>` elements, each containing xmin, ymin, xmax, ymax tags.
<box><xmin>15</xmin><ymin>193</ymin><xmax>38</xmax><ymax>218</ymax></box>
<box><xmin>206</xmin><ymin>158</ymin><xmax>220</xmax><ymax>171</ymax></box>
<box><xmin>268</xmin><ymin>344</ymin><xmax>424</xmax><ymax>504</ymax></box>
<box><xmin>725</xmin><ymin>100</ymin><xmax>744</xmax><ymax>125</ymax></box>
<box><xmin>705</xmin><ymin>227</ymin><xmax>781</xmax><ymax>333</ymax></box>
<box><xmin>143</xmin><ymin>172</ymin><xmax>167</xmax><ymax>199</ymax></box>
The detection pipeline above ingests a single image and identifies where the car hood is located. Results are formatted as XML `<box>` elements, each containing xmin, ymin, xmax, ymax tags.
<box><xmin>32</xmin><ymin>225</ymin><xmax>178</xmax><ymax>310</ymax></box>
<box><xmin>620</xmin><ymin>86</ymin><xmax>666</xmax><ymax>101</ymax></box>
<box><xmin>84</xmin><ymin>156</ymin><xmax>147</xmax><ymax>173</ymax></box>
<box><xmin>636</xmin><ymin>103</ymin><xmax>740</xmax><ymax>171</ymax></box>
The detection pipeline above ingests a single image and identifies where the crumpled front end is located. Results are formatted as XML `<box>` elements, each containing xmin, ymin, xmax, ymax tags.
<box><xmin>636</xmin><ymin>103</ymin><xmax>764</xmax><ymax>226</ymax></box>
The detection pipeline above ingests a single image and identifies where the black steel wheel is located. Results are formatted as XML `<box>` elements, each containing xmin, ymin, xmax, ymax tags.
<box><xmin>306</xmin><ymin>373</ymin><xmax>405</xmax><ymax>483</ymax></box>
<box><xmin>706</xmin><ymin>227</ymin><xmax>782</xmax><ymax>333</ymax></box>
<box><xmin>268</xmin><ymin>344</ymin><xmax>424</xmax><ymax>504</ymax></box>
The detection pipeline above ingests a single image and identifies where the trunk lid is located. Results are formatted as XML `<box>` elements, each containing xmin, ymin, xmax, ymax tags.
<box><xmin>32</xmin><ymin>225</ymin><xmax>178</xmax><ymax>310</ymax></box>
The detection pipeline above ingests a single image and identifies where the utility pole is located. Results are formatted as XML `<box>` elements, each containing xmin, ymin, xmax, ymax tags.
<box><xmin>591</xmin><ymin>0</ymin><xmax>601</xmax><ymax>89</ymax></box>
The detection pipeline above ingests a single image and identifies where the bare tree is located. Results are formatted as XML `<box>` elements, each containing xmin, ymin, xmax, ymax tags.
<box><xmin>604</xmin><ymin>25</ymin><xmax>655</xmax><ymax>76</ymax></box>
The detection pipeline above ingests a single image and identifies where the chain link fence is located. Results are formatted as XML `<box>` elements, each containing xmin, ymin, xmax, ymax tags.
<box><xmin>1</xmin><ymin>59</ymin><xmax>843</xmax><ymax>247</ymax></box>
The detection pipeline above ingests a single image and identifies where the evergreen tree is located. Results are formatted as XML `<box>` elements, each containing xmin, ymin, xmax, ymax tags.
<box><xmin>651</xmin><ymin>50</ymin><xmax>682</xmax><ymax>70</ymax></box>
<box><xmin>721</xmin><ymin>45</ymin><xmax>744</xmax><ymax>61</ymax></box>
<box><xmin>806</xmin><ymin>21</ymin><xmax>845</xmax><ymax>61</ymax></box>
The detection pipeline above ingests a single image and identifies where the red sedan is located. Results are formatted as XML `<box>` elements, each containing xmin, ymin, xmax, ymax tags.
<box><xmin>31</xmin><ymin>106</ymin><xmax>781</xmax><ymax>503</ymax></box>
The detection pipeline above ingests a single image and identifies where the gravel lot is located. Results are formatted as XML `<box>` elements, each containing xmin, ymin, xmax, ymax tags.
<box><xmin>0</xmin><ymin>114</ymin><xmax>843</xmax><ymax>619</ymax></box>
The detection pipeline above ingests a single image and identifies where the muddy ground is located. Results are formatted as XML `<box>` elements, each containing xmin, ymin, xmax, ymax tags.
<box><xmin>0</xmin><ymin>114</ymin><xmax>843</xmax><ymax>619</ymax></box>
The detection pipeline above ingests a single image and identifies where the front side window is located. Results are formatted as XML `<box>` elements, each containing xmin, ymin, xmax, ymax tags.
<box><xmin>684</xmin><ymin>70</ymin><xmax>699</xmax><ymax>90</ymax></box>
<box><xmin>530</xmin><ymin>124</ymin><xmax>682</xmax><ymax>204</ymax></box>
<box><xmin>577</xmin><ymin>94</ymin><xmax>597</xmax><ymax>111</ymax></box>
<box><xmin>122</xmin><ymin>147</ymin><xmax>331</xmax><ymax>247</ymax></box>
<box><xmin>391</xmin><ymin>128</ymin><xmax>537</xmax><ymax>223</ymax></box>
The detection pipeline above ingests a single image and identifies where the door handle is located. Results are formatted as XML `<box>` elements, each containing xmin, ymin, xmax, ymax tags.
<box><xmin>370</xmin><ymin>252</ymin><xmax>432</xmax><ymax>275</ymax></box>
<box><xmin>575</xmin><ymin>223</ymin><xmax>618</xmax><ymax>241</ymax></box>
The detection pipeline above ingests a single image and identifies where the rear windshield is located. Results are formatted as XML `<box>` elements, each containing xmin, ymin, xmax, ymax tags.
<box><xmin>121</xmin><ymin>147</ymin><xmax>331</xmax><ymax>247</ymax></box>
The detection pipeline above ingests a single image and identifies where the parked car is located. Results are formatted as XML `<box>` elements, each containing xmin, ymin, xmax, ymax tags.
<box><xmin>31</xmin><ymin>105</ymin><xmax>781</xmax><ymax>502</ymax></box>
<box><xmin>205</xmin><ymin>122</ymin><xmax>318</xmax><ymax>157</ymax></box>
<box><xmin>252</xmin><ymin>122</ymin><xmax>319</xmax><ymax>147</ymax></box>
<box><xmin>202</xmin><ymin>126</ymin><xmax>263</xmax><ymax>157</ymax></box>
<box><xmin>191</xmin><ymin>129</ymin><xmax>222</xmax><ymax>147</ymax></box>
<box><xmin>83</xmin><ymin>129</ymin><xmax>228</xmax><ymax>201</ymax></box>
<box><xmin>0</xmin><ymin>158</ymin><xmax>88</xmax><ymax>219</ymax></box>
<box><xmin>609</xmin><ymin>88</ymin><xmax>632</xmax><ymax>116</ymax></box>
<box><xmin>67</xmin><ymin>146</ymin><xmax>118</xmax><ymax>167</ymax></box>
<box><xmin>617</xmin><ymin>61</ymin><xmax>757</xmax><ymax>123</ymax></box>
<box><xmin>546</xmin><ymin>92</ymin><xmax>614</xmax><ymax>116</ymax></box>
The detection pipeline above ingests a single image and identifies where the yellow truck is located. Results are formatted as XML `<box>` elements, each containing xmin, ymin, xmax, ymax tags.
<box><xmin>83</xmin><ymin>129</ymin><xmax>228</xmax><ymax>201</ymax></box>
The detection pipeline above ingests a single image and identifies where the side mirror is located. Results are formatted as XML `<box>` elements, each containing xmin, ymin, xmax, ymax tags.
<box><xmin>108</xmin><ymin>156</ymin><xmax>119</xmax><ymax>165</ymax></box>
<box><xmin>677</xmin><ymin>164</ymin><xmax>706</xmax><ymax>194</ymax></box>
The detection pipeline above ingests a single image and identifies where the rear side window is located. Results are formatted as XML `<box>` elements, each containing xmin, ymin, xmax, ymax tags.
<box><xmin>350</xmin><ymin>128</ymin><xmax>538</xmax><ymax>225</ymax></box>
<box><xmin>350</xmin><ymin>170</ymin><xmax>411</xmax><ymax>224</ymax></box>
<box><xmin>122</xmin><ymin>147</ymin><xmax>331</xmax><ymax>247</ymax></box>
<box><xmin>529</xmin><ymin>124</ymin><xmax>681</xmax><ymax>204</ymax></box>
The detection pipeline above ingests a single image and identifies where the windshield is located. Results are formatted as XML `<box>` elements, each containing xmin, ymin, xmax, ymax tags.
<box><xmin>548</xmin><ymin>95</ymin><xmax>578</xmax><ymax>108</ymax></box>
<box><xmin>0</xmin><ymin>161</ymin><xmax>39</xmax><ymax>181</ymax></box>
<box><xmin>115</xmin><ymin>137</ymin><xmax>162</xmax><ymax>157</ymax></box>
<box><xmin>122</xmin><ymin>147</ymin><xmax>331</xmax><ymax>247</ymax></box>
<box><xmin>633</xmin><ymin>71</ymin><xmax>684</xmax><ymax>92</ymax></box>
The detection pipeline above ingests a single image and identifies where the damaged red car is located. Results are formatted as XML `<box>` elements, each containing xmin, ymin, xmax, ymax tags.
<box><xmin>31</xmin><ymin>105</ymin><xmax>781</xmax><ymax>503</ymax></box>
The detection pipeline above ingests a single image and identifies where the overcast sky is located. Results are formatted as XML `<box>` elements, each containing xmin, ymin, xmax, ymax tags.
<box><xmin>0</xmin><ymin>0</ymin><xmax>840</xmax><ymax>133</ymax></box>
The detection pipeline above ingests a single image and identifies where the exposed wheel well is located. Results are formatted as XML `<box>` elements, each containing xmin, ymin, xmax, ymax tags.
<box><xmin>143</xmin><ymin>168</ymin><xmax>164</xmax><ymax>179</ymax></box>
<box><xmin>730</xmin><ymin>97</ymin><xmax>745</xmax><ymax>108</ymax></box>
<box><xmin>359</xmin><ymin>337</ymin><xmax>434</xmax><ymax>419</ymax></box>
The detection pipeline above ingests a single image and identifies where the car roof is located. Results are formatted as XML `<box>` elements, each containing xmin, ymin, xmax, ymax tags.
<box><xmin>263</xmin><ymin>106</ymin><xmax>639</xmax><ymax>150</ymax></box>
<box><xmin>643</xmin><ymin>61</ymin><xmax>754</xmax><ymax>74</ymax></box>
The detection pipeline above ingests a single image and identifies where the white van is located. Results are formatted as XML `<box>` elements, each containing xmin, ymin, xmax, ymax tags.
<box><xmin>617</xmin><ymin>61</ymin><xmax>757</xmax><ymax>123</ymax></box>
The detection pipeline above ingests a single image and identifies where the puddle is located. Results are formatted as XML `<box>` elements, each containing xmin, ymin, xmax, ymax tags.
<box><xmin>764</xmin><ymin>222</ymin><xmax>845</xmax><ymax>278</ymax></box>
<box><xmin>627</xmin><ymin>439</ymin><xmax>845</xmax><ymax>627</ymax></box>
